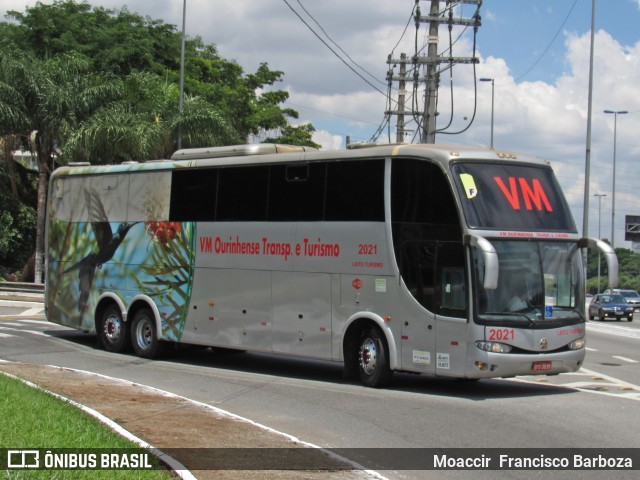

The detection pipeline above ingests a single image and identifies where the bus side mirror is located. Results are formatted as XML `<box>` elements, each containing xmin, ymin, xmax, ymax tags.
<box><xmin>464</xmin><ymin>234</ymin><xmax>498</xmax><ymax>290</ymax></box>
<box><xmin>579</xmin><ymin>238</ymin><xmax>618</xmax><ymax>288</ymax></box>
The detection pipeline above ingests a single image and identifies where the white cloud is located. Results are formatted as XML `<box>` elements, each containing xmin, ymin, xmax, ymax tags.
<box><xmin>312</xmin><ymin>130</ymin><xmax>342</xmax><ymax>150</ymax></box>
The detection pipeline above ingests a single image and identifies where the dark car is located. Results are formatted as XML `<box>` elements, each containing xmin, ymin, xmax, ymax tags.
<box><xmin>588</xmin><ymin>294</ymin><xmax>634</xmax><ymax>322</ymax></box>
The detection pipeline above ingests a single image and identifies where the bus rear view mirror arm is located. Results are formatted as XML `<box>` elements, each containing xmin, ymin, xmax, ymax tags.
<box><xmin>578</xmin><ymin>237</ymin><xmax>619</xmax><ymax>288</ymax></box>
<box><xmin>464</xmin><ymin>234</ymin><xmax>499</xmax><ymax>290</ymax></box>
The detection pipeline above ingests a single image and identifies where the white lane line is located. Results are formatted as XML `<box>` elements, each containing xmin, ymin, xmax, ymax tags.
<box><xmin>515</xmin><ymin>367</ymin><xmax>640</xmax><ymax>403</ymax></box>
<box><xmin>612</xmin><ymin>355</ymin><xmax>639</xmax><ymax>364</ymax></box>
<box><xmin>587</xmin><ymin>322</ymin><xmax>640</xmax><ymax>339</ymax></box>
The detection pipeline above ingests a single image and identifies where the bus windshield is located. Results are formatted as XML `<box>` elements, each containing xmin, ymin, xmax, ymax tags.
<box><xmin>473</xmin><ymin>240</ymin><xmax>584</xmax><ymax>325</ymax></box>
<box><xmin>452</xmin><ymin>161</ymin><xmax>577</xmax><ymax>232</ymax></box>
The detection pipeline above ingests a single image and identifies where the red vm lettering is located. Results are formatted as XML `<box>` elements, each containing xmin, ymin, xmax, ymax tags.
<box><xmin>493</xmin><ymin>177</ymin><xmax>553</xmax><ymax>212</ymax></box>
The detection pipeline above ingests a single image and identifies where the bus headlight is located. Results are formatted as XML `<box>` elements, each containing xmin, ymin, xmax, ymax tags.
<box><xmin>475</xmin><ymin>341</ymin><xmax>512</xmax><ymax>353</ymax></box>
<box><xmin>568</xmin><ymin>337</ymin><xmax>586</xmax><ymax>350</ymax></box>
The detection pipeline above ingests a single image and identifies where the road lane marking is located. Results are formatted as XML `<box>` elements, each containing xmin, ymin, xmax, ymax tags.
<box><xmin>587</xmin><ymin>322</ymin><xmax>640</xmax><ymax>339</ymax></box>
<box><xmin>612</xmin><ymin>355</ymin><xmax>639</xmax><ymax>364</ymax></box>
<box><xmin>515</xmin><ymin>366</ymin><xmax>640</xmax><ymax>402</ymax></box>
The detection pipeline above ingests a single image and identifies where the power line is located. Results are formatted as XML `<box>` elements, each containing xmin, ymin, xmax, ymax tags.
<box><xmin>294</xmin><ymin>0</ymin><xmax>385</xmax><ymax>88</ymax></box>
<box><xmin>510</xmin><ymin>0</ymin><xmax>579</xmax><ymax>84</ymax></box>
<box><xmin>281</xmin><ymin>0</ymin><xmax>388</xmax><ymax>97</ymax></box>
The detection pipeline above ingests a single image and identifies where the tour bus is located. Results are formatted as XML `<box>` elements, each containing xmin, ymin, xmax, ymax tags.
<box><xmin>45</xmin><ymin>143</ymin><xmax>617</xmax><ymax>387</ymax></box>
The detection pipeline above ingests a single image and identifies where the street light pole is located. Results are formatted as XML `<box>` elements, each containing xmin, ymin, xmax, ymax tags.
<box><xmin>177</xmin><ymin>0</ymin><xmax>187</xmax><ymax>150</ymax></box>
<box><xmin>603</xmin><ymin>109</ymin><xmax>628</xmax><ymax>248</ymax></box>
<box><xmin>594</xmin><ymin>193</ymin><xmax>606</xmax><ymax>294</ymax></box>
<box><xmin>479</xmin><ymin>78</ymin><xmax>494</xmax><ymax>148</ymax></box>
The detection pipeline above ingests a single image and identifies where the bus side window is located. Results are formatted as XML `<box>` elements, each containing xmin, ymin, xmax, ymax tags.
<box><xmin>217</xmin><ymin>166</ymin><xmax>269</xmax><ymax>221</ymax></box>
<box><xmin>325</xmin><ymin>160</ymin><xmax>385</xmax><ymax>221</ymax></box>
<box><xmin>268</xmin><ymin>163</ymin><xmax>325</xmax><ymax>221</ymax></box>
<box><xmin>170</xmin><ymin>169</ymin><xmax>218</xmax><ymax>222</ymax></box>
<box><xmin>437</xmin><ymin>243</ymin><xmax>467</xmax><ymax>317</ymax></box>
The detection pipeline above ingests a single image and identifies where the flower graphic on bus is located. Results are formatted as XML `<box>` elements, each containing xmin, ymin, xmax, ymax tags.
<box><xmin>145</xmin><ymin>221</ymin><xmax>181</xmax><ymax>245</ymax></box>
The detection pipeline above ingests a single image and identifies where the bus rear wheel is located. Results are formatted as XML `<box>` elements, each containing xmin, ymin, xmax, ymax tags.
<box><xmin>99</xmin><ymin>305</ymin><xmax>130</xmax><ymax>353</ymax></box>
<box><xmin>357</xmin><ymin>326</ymin><xmax>392</xmax><ymax>388</ymax></box>
<box><xmin>132</xmin><ymin>308</ymin><xmax>162</xmax><ymax>359</ymax></box>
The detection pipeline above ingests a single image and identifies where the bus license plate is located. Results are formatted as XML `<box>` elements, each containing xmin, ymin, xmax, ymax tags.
<box><xmin>532</xmin><ymin>361</ymin><xmax>552</xmax><ymax>372</ymax></box>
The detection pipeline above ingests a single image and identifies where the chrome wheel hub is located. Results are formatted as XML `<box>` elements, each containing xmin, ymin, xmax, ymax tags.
<box><xmin>359</xmin><ymin>337</ymin><xmax>377</xmax><ymax>376</ymax></box>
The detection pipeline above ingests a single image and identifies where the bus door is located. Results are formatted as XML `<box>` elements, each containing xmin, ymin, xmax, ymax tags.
<box><xmin>396</xmin><ymin>239</ymin><xmax>437</xmax><ymax>373</ymax></box>
<box><xmin>397</xmin><ymin>240</ymin><xmax>467</xmax><ymax>374</ymax></box>
<box><xmin>433</xmin><ymin>242</ymin><xmax>468</xmax><ymax>376</ymax></box>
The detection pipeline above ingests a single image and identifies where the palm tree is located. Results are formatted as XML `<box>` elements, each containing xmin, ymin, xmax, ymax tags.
<box><xmin>64</xmin><ymin>72</ymin><xmax>241</xmax><ymax>163</ymax></box>
<box><xmin>0</xmin><ymin>50</ymin><xmax>118</xmax><ymax>283</ymax></box>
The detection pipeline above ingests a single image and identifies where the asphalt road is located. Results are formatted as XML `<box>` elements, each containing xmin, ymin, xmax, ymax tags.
<box><xmin>1</xmin><ymin>299</ymin><xmax>640</xmax><ymax>480</ymax></box>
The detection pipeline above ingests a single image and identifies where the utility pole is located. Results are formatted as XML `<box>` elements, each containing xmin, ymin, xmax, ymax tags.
<box><xmin>423</xmin><ymin>0</ymin><xmax>440</xmax><ymax>143</ymax></box>
<box><xmin>394</xmin><ymin>53</ymin><xmax>407</xmax><ymax>143</ymax></box>
<box><xmin>386</xmin><ymin>1</ymin><xmax>481</xmax><ymax>144</ymax></box>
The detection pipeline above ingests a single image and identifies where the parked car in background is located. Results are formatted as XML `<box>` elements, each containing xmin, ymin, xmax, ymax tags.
<box><xmin>603</xmin><ymin>289</ymin><xmax>640</xmax><ymax>310</ymax></box>
<box><xmin>588</xmin><ymin>294</ymin><xmax>634</xmax><ymax>321</ymax></box>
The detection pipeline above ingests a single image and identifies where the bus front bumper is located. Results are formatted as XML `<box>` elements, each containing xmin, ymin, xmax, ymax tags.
<box><xmin>466</xmin><ymin>348</ymin><xmax>586</xmax><ymax>379</ymax></box>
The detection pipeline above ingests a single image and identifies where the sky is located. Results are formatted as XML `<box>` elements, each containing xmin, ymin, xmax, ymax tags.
<box><xmin>2</xmin><ymin>0</ymin><xmax>640</xmax><ymax>249</ymax></box>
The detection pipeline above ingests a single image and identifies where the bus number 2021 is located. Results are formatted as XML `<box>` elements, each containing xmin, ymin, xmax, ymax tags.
<box><xmin>358</xmin><ymin>244</ymin><xmax>378</xmax><ymax>255</ymax></box>
<box><xmin>488</xmin><ymin>328</ymin><xmax>515</xmax><ymax>341</ymax></box>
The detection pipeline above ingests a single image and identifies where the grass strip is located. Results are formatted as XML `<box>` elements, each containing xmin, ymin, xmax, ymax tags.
<box><xmin>0</xmin><ymin>373</ymin><xmax>175</xmax><ymax>479</ymax></box>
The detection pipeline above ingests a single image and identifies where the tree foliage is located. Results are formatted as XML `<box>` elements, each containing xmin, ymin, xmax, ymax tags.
<box><xmin>586</xmin><ymin>246</ymin><xmax>640</xmax><ymax>294</ymax></box>
<box><xmin>0</xmin><ymin>0</ymin><xmax>319</xmax><ymax>279</ymax></box>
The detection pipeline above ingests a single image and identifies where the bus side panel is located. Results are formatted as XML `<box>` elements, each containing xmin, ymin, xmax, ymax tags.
<box><xmin>186</xmin><ymin>268</ymin><xmax>272</xmax><ymax>351</ymax></box>
<box><xmin>272</xmin><ymin>271</ymin><xmax>332</xmax><ymax>358</ymax></box>
<box><xmin>46</xmin><ymin>217</ymin><xmax>196</xmax><ymax>341</ymax></box>
<box><xmin>434</xmin><ymin>316</ymin><xmax>469</xmax><ymax>377</ymax></box>
<box><xmin>46</xmin><ymin>220</ymin><xmax>97</xmax><ymax>330</ymax></box>
<box><xmin>122</xmin><ymin>221</ymin><xmax>195</xmax><ymax>342</ymax></box>
<box><xmin>46</xmin><ymin>170</ymin><xmax>195</xmax><ymax>342</ymax></box>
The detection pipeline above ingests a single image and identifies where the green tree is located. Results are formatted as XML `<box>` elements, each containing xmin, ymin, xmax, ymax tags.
<box><xmin>178</xmin><ymin>41</ymin><xmax>301</xmax><ymax>140</ymax></box>
<box><xmin>264</xmin><ymin>123</ymin><xmax>322</xmax><ymax>149</ymax></box>
<box><xmin>0</xmin><ymin>1</ymin><xmax>320</xmax><ymax>280</ymax></box>
<box><xmin>0</xmin><ymin>50</ymin><xmax>117</xmax><ymax>282</ymax></box>
<box><xmin>5</xmin><ymin>0</ymin><xmax>180</xmax><ymax>75</ymax></box>
<box><xmin>7</xmin><ymin>1</ymin><xmax>303</xmax><ymax>143</ymax></box>
<box><xmin>64</xmin><ymin>72</ymin><xmax>241</xmax><ymax>163</ymax></box>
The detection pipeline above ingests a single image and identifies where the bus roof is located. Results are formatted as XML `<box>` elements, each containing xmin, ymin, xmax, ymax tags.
<box><xmin>50</xmin><ymin>143</ymin><xmax>551</xmax><ymax>178</ymax></box>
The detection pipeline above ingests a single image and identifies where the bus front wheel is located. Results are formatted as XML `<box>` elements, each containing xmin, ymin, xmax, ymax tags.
<box><xmin>99</xmin><ymin>305</ymin><xmax>130</xmax><ymax>353</ymax></box>
<box><xmin>132</xmin><ymin>308</ymin><xmax>162</xmax><ymax>359</ymax></box>
<box><xmin>357</xmin><ymin>326</ymin><xmax>392</xmax><ymax>388</ymax></box>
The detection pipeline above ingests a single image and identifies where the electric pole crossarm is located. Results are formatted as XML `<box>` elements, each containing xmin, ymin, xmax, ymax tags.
<box><xmin>416</xmin><ymin>15</ymin><xmax>481</xmax><ymax>27</ymax></box>
<box><xmin>387</xmin><ymin>56</ymin><xmax>478</xmax><ymax>65</ymax></box>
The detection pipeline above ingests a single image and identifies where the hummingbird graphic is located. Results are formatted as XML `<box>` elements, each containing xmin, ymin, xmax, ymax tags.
<box><xmin>64</xmin><ymin>188</ymin><xmax>138</xmax><ymax>313</ymax></box>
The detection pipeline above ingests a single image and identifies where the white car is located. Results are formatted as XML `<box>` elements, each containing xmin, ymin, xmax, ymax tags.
<box><xmin>604</xmin><ymin>289</ymin><xmax>640</xmax><ymax>311</ymax></box>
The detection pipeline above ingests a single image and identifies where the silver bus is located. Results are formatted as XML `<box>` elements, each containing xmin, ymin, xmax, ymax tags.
<box><xmin>45</xmin><ymin>143</ymin><xmax>617</xmax><ymax>387</ymax></box>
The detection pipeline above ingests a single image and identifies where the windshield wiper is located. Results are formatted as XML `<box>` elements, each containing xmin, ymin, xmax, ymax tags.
<box><xmin>482</xmin><ymin>311</ymin><xmax>536</xmax><ymax>323</ymax></box>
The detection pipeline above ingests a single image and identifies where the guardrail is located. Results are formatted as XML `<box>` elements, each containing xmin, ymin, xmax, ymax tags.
<box><xmin>0</xmin><ymin>282</ymin><xmax>44</xmax><ymax>302</ymax></box>
<box><xmin>0</xmin><ymin>281</ymin><xmax>44</xmax><ymax>293</ymax></box>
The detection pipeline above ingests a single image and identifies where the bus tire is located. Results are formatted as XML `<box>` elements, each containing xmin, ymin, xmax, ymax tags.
<box><xmin>99</xmin><ymin>304</ymin><xmax>130</xmax><ymax>353</ymax></box>
<box><xmin>357</xmin><ymin>326</ymin><xmax>392</xmax><ymax>388</ymax></box>
<box><xmin>132</xmin><ymin>308</ymin><xmax>163</xmax><ymax>359</ymax></box>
